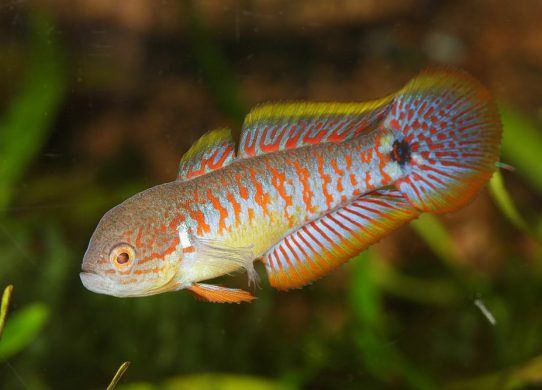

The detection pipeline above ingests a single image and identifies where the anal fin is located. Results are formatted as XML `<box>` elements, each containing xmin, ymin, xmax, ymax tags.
<box><xmin>187</xmin><ymin>283</ymin><xmax>256</xmax><ymax>303</ymax></box>
<box><xmin>263</xmin><ymin>189</ymin><xmax>420</xmax><ymax>290</ymax></box>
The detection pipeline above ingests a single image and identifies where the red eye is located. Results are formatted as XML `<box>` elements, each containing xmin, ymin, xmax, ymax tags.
<box><xmin>110</xmin><ymin>244</ymin><xmax>136</xmax><ymax>268</ymax></box>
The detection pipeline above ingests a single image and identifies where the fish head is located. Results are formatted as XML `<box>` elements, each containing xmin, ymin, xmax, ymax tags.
<box><xmin>80</xmin><ymin>189</ymin><xmax>182</xmax><ymax>297</ymax></box>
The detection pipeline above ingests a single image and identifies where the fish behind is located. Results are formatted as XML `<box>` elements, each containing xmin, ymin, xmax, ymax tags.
<box><xmin>80</xmin><ymin>69</ymin><xmax>502</xmax><ymax>303</ymax></box>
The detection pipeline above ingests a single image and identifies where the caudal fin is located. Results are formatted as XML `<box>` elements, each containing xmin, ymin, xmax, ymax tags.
<box><xmin>385</xmin><ymin>69</ymin><xmax>502</xmax><ymax>213</ymax></box>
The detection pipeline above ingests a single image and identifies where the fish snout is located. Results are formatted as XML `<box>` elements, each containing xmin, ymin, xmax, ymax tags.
<box><xmin>80</xmin><ymin>271</ymin><xmax>111</xmax><ymax>294</ymax></box>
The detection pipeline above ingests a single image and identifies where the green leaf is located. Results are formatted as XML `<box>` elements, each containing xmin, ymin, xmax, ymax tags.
<box><xmin>499</xmin><ymin>104</ymin><xmax>542</xmax><ymax>195</ymax></box>
<box><xmin>410</xmin><ymin>214</ymin><xmax>460</xmax><ymax>267</ymax></box>
<box><xmin>348</xmin><ymin>251</ymin><xmax>435</xmax><ymax>389</ymax></box>
<box><xmin>371</xmin><ymin>260</ymin><xmax>459</xmax><ymax>305</ymax></box>
<box><xmin>446</xmin><ymin>353</ymin><xmax>542</xmax><ymax>390</ymax></box>
<box><xmin>349</xmin><ymin>251</ymin><xmax>382</xmax><ymax>329</ymax></box>
<box><xmin>107</xmin><ymin>361</ymin><xmax>131</xmax><ymax>390</ymax></box>
<box><xmin>0</xmin><ymin>285</ymin><xmax>13</xmax><ymax>340</ymax></box>
<box><xmin>0</xmin><ymin>303</ymin><xmax>49</xmax><ymax>360</ymax></box>
<box><xmin>0</xmin><ymin>10</ymin><xmax>66</xmax><ymax>212</ymax></box>
<box><xmin>118</xmin><ymin>374</ymin><xmax>292</xmax><ymax>390</ymax></box>
<box><xmin>116</xmin><ymin>384</ymin><xmax>154</xmax><ymax>390</ymax></box>
<box><xmin>165</xmin><ymin>374</ymin><xmax>292</xmax><ymax>390</ymax></box>
<box><xmin>489</xmin><ymin>170</ymin><xmax>538</xmax><ymax>241</ymax></box>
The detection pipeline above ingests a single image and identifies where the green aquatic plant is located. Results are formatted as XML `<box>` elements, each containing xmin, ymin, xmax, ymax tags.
<box><xmin>348</xmin><ymin>251</ymin><xmax>436</xmax><ymax>389</ymax></box>
<box><xmin>107</xmin><ymin>361</ymin><xmax>131</xmax><ymax>390</ymax></box>
<box><xmin>118</xmin><ymin>373</ymin><xmax>293</xmax><ymax>390</ymax></box>
<box><xmin>0</xmin><ymin>11</ymin><xmax>65</xmax><ymax>213</ymax></box>
<box><xmin>499</xmin><ymin>104</ymin><xmax>542</xmax><ymax>195</ymax></box>
<box><xmin>446</xmin><ymin>353</ymin><xmax>542</xmax><ymax>389</ymax></box>
<box><xmin>0</xmin><ymin>285</ymin><xmax>50</xmax><ymax>361</ymax></box>
<box><xmin>489</xmin><ymin>169</ymin><xmax>542</xmax><ymax>244</ymax></box>
<box><xmin>0</xmin><ymin>285</ymin><xmax>13</xmax><ymax>340</ymax></box>
<box><xmin>0</xmin><ymin>301</ymin><xmax>49</xmax><ymax>361</ymax></box>
<box><xmin>410</xmin><ymin>214</ymin><xmax>461</xmax><ymax>268</ymax></box>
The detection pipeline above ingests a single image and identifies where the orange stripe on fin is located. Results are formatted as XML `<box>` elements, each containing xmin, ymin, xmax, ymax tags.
<box><xmin>239</xmin><ymin>100</ymin><xmax>393</xmax><ymax>158</ymax></box>
<box><xmin>389</xmin><ymin>69</ymin><xmax>502</xmax><ymax>213</ymax></box>
<box><xmin>263</xmin><ymin>189</ymin><xmax>420</xmax><ymax>290</ymax></box>
<box><xmin>177</xmin><ymin>128</ymin><xmax>235</xmax><ymax>181</ymax></box>
<box><xmin>186</xmin><ymin>283</ymin><xmax>256</xmax><ymax>303</ymax></box>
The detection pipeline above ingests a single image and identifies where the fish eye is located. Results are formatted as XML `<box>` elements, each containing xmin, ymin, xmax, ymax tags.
<box><xmin>110</xmin><ymin>244</ymin><xmax>136</xmax><ymax>269</ymax></box>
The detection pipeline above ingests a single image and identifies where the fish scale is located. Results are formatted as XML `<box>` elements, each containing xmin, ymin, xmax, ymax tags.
<box><xmin>175</xmin><ymin>130</ymin><xmax>400</xmax><ymax>258</ymax></box>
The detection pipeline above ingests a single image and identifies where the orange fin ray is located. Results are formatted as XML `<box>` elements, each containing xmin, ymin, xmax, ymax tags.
<box><xmin>389</xmin><ymin>69</ymin><xmax>502</xmax><ymax>213</ymax></box>
<box><xmin>239</xmin><ymin>99</ymin><xmax>393</xmax><ymax>158</ymax></box>
<box><xmin>186</xmin><ymin>283</ymin><xmax>256</xmax><ymax>303</ymax></box>
<box><xmin>263</xmin><ymin>189</ymin><xmax>420</xmax><ymax>290</ymax></box>
<box><xmin>177</xmin><ymin>128</ymin><xmax>235</xmax><ymax>181</ymax></box>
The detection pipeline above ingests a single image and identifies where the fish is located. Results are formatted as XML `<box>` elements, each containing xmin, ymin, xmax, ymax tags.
<box><xmin>80</xmin><ymin>69</ymin><xmax>502</xmax><ymax>303</ymax></box>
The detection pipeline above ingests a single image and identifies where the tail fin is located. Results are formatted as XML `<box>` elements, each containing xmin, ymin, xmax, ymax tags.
<box><xmin>384</xmin><ymin>69</ymin><xmax>502</xmax><ymax>213</ymax></box>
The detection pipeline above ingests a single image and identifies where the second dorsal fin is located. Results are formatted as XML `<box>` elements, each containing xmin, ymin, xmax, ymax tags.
<box><xmin>177</xmin><ymin>128</ymin><xmax>236</xmax><ymax>181</ymax></box>
<box><xmin>238</xmin><ymin>98</ymin><xmax>393</xmax><ymax>158</ymax></box>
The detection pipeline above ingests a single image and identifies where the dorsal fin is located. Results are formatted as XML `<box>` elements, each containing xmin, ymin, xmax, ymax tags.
<box><xmin>177</xmin><ymin>128</ymin><xmax>236</xmax><ymax>181</ymax></box>
<box><xmin>238</xmin><ymin>98</ymin><xmax>394</xmax><ymax>158</ymax></box>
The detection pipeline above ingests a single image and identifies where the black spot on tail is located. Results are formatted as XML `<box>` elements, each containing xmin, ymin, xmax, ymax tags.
<box><xmin>391</xmin><ymin>139</ymin><xmax>411</xmax><ymax>166</ymax></box>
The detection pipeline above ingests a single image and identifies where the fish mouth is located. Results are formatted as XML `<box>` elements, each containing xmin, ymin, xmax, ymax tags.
<box><xmin>79</xmin><ymin>271</ymin><xmax>126</xmax><ymax>297</ymax></box>
<box><xmin>80</xmin><ymin>271</ymin><xmax>150</xmax><ymax>298</ymax></box>
<box><xmin>80</xmin><ymin>267</ymin><xmax>181</xmax><ymax>298</ymax></box>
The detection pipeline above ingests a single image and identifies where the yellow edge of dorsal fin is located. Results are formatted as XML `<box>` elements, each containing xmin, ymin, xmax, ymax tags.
<box><xmin>180</xmin><ymin>127</ymin><xmax>233</xmax><ymax>164</ymax></box>
<box><xmin>243</xmin><ymin>97</ymin><xmax>394</xmax><ymax>128</ymax></box>
<box><xmin>177</xmin><ymin>128</ymin><xmax>236</xmax><ymax>181</ymax></box>
<box><xmin>399</xmin><ymin>67</ymin><xmax>489</xmax><ymax>98</ymax></box>
<box><xmin>238</xmin><ymin>97</ymin><xmax>394</xmax><ymax>159</ymax></box>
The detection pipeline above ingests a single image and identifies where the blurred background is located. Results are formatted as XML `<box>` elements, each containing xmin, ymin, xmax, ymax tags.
<box><xmin>0</xmin><ymin>1</ymin><xmax>542</xmax><ymax>389</ymax></box>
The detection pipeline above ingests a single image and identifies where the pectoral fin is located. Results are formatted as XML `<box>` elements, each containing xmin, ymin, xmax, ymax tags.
<box><xmin>186</xmin><ymin>283</ymin><xmax>256</xmax><ymax>303</ymax></box>
<box><xmin>178</xmin><ymin>228</ymin><xmax>259</xmax><ymax>287</ymax></box>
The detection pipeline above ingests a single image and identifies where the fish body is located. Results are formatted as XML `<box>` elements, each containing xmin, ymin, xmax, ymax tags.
<box><xmin>80</xmin><ymin>69</ymin><xmax>502</xmax><ymax>302</ymax></box>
